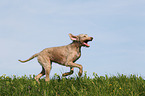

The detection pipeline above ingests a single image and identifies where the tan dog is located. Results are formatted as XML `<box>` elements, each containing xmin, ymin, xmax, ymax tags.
<box><xmin>19</xmin><ymin>33</ymin><xmax>93</xmax><ymax>83</ymax></box>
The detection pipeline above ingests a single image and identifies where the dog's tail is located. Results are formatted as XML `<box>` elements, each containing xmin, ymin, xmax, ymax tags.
<box><xmin>18</xmin><ymin>53</ymin><xmax>39</xmax><ymax>63</ymax></box>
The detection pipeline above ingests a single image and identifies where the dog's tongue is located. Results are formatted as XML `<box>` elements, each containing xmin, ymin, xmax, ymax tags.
<box><xmin>83</xmin><ymin>42</ymin><xmax>90</xmax><ymax>47</ymax></box>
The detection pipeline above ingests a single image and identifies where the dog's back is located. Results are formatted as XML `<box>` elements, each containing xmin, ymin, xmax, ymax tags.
<box><xmin>19</xmin><ymin>33</ymin><xmax>93</xmax><ymax>83</ymax></box>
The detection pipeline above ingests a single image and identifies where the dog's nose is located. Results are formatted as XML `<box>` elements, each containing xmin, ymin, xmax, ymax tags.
<box><xmin>91</xmin><ymin>37</ymin><xmax>93</xmax><ymax>41</ymax></box>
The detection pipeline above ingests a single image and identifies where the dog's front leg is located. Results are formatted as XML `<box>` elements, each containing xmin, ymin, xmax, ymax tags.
<box><xmin>62</xmin><ymin>67</ymin><xmax>74</xmax><ymax>76</ymax></box>
<box><xmin>66</xmin><ymin>62</ymin><xmax>83</xmax><ymax>77</ymax></box>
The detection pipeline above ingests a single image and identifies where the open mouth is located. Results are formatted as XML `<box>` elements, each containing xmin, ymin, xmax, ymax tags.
<box><xmin>83</xmin><ymin>40</ymin><xmax>91</xmax><ymax>47</ymax></box>
<box><xmin>82</xmin><ymin>37</ymin><xmax>93</xmax><ymax>47</ymax></box>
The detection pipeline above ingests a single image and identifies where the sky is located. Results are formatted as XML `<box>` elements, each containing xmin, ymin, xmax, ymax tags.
<box><xmin>0</xmin><ymin>0</ymin><xmax>145</xmax><ymax>78</ymax></box>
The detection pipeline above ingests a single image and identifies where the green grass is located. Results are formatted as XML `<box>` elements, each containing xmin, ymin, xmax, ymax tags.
<box><xmin>0</xmin><ymin>72</ymin><xmax>145</xmax><ymax>96</ymax></box>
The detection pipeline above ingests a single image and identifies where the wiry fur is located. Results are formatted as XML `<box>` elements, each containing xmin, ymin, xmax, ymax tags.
<box><xmin>19</xmin><ymin>33</ymin><xmax>93</xmax><ymax>83</ymax></box>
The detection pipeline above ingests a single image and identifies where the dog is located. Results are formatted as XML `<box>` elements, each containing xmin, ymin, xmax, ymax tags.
<box><xmin>19</xmin><ymin>33</ymin><xmax>93</xmax><ymax>83</ymax></box>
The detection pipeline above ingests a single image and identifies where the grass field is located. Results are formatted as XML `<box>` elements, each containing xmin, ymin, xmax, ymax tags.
<box><xmin>0</xmin><ymin>72</ymin><xmax>145</xmax><ymax>96</ymax></box>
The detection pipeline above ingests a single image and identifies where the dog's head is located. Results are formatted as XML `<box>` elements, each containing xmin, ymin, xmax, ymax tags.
<box><xmin>69</xmin><ymin>33</ymin><xmax>93</xmax><ymax>47</ymax></box>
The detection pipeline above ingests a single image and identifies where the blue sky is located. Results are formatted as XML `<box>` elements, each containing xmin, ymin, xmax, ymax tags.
<box><xmin>0</xmin><ymin>0</ymin><xmax>145</xmax><ymax>78</ymax></box>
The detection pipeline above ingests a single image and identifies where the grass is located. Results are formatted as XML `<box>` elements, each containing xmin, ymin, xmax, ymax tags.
<box><xmin>0</xmin><ymin>72</ymin><xmax>145</xmax><ymax>96</ymax></box>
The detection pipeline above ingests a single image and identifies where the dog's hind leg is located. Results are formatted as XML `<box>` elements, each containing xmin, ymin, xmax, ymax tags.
<box><xmin>37</xmin><ymin>55</ymin><xmax>52</xmax><ymax>83</ymax></box>
<box><xmin>34</xmin><ymin>66</ymin><xmax>45</xmax><ymax>83</ymax></box>
<box><xmin>62</xmin><ymin>67</ymin><xmax>74</xmax><ymax>76</ymax></box>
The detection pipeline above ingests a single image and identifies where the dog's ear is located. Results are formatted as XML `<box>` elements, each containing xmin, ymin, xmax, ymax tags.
<box><xmin>69</xmin><ymin>33</ymin><xmax>78</xmax><ymax>41</ymax></box>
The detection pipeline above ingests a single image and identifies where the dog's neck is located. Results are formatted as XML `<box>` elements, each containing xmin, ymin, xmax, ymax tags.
<box><xmin>69</xmin><ymin>41</ymin><xmax>82</xmax><ymax>52</ymax></box>
<box><xmin>70</xmin><ymin>41</ymin><xmax>82</xmax><ymax>48</ymax></box>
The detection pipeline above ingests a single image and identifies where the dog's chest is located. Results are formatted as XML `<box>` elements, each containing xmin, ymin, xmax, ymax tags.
<box><xmin>76</xmin><ymin>51</ymin><xmax>81</xmax><ymax>58</ymax></box>
<box><xmin>72</xmin><ymin>50</ymin><xmax>81</xmax><ymax>62</ymax></box>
